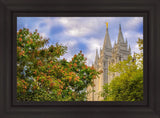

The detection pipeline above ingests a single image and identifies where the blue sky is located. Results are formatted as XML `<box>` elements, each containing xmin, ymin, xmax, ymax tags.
<box><xmin>17</xmin><ymin>17</ymin><xmax>143</xmax><ymax>66</ymax></box>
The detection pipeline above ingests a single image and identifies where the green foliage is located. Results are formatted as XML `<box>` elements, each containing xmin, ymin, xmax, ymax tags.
<box><xmin>102</xmin><ymin>38</ymin><xmax>143</xmax><ymax>101</ymax></box>
<box><xmin>17</xmin><ymin>28</ymin><xmax>100</xmax><ymax>101</ymax></box>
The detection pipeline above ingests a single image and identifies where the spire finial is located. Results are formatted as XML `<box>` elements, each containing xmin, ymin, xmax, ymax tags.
<box><xmin>106</xmin><ymin>22</ymin><xmax>108</xmax><ymax>29</ymax></box>
<box><xmin>119</xmin><ymin>24</ymin><xmax>121</xmax><ymax>31</ymax></box>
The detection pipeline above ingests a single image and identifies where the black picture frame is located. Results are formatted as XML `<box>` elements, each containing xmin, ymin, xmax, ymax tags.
<box><xmin>0</xmin><ymin>0</ymin><xmax>160</xmax><ymax>118</ymax></box>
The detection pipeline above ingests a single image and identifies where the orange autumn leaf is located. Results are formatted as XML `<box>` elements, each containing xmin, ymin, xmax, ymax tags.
<box><xmin>69</xmin><ymin>77</ymin><xmax>72</xmax><ymax>82</ymax></box>
<box><xmin>65</xmin><ymin>68</ymin><xmax>68</xmax><ymax>71</ymax></box>
<box><xmin>33</xmin><ymin>86</ymin><xmax>36</xmax><ymax>90</ymax></box>
<box><xmin>30</xmin><ymin>39</ymin><xmax>33</xmax><ymax>43</ymax></box>
<box><xmin>19</xmin><ymin>38</ymin><xmax>22</xmax><ymax>42</ymax></box>
<box><xmin>33</xmin><ymin>70</ymin><xmax>37</xmax><ymax>75</ymax></box>
<box><xmin>60</xmin><ymin>85</ymin><xmax>63</xmax><ymax>89</ymax></box>
<box><xmin>48</xmin><ymin>70</ymin><xmax>51</xmax><ymax>73</ymax></box>
<box><xmin>21</xmin><ymin>80</ymin><xmax>25</xmax><ymax>83</ymax></box>
<box><xmin>57</xmin><ymin>79</ymin><xmax>61</xmax><ymax>83</ymax></box>
<box><xmin>23</xmin><ymin>89</ymin><xmax>26</xmax><ymax>93</ymax></box>
<box><xmin>37</xmin><ymin>76</ymin><xmax>40</xmax><ymax>81</ymax></box>
<box><xmin>92</xmin><ymin>75</ymin><xmax>96</xmax><ymax>79</ymax></box>
<box><xmin>19</xmin><ymin>29</ymin><xmax>22</xmax><ymax>32</ymax></box>
<box><xmin>74</xmin><ymin>63</ymin><xmax>77</xmax><ymax>67</ymax></box>
<box><xmin>57</xmin><ymin>90</ymin><xmax>62</xmax><ymax>95</ymax></box>
<box><xmin>91</xmin><ymin>66</ymin><xmax>95</xmax><ymax>70</ymax></box>
<box><xmin>37</xmin><ymin>50</ymin><xmax>40</xmax><ymax>54</ymax></box>
<box><xmin>50</xmin><ymin>83</ymin><xmax>54</xmax><ymax>87</ymax></box>
<box><xmin>74</xmin><ymin>54</ymin><xmax>77</xmax><ymax>58</ymax></box>
<box><xmin>19</xmin><ymin>51</ymin><xmax>25</xmax><ymax>56</ymax></box>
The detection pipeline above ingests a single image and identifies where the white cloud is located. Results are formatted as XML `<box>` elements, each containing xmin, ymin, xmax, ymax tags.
<box><xmin>77</xmin><ymin>37</ymin><xmax>103</xmax><ymax>66</ymax></box>
<box><xmin>18</xmin><ymin>17</ymin><xmax>143</xmax><ymax>66</ymax></box>
<box><xmin>123</xmin><ymin>31</ymin><xmax>143</xmax><ymax>54</ymax></box>
<box><xmin>124</xmin><ymin>17</ymin><xmax>143</xmax><ymax>30</ymax></box>
<box><xmin>56</xmin><ymin>17</ymin><xmax>117</xmax><ymax>37</ymax></box>
<box><xmin>59</xmin><ymin>37</ymin><xmax>103</xmax><ymax>66</ymax></box>
<box><xmin>54</xmin><ymin>17</ymin><xmax>143</xmax><ymax>66</ymax></box>
<box><xmin>40</xmin><ymin>32</ymin><xmax>47</xmax><ymax>38</ymax></box>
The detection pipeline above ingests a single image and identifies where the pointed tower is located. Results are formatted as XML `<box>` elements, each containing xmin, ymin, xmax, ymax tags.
<box><xmin>94</xmin><ymin>49</ymin><xmax>99</xmax><ymax>69</ymax></box>
<box><xmin>117</xmin><ymin>24</ymin><xmax>124</xmax><ymax>44</ymax></box>
<box><xmin>101</xmin><ymin>22</ymin><xmax>112</xmax><ymax>60</ymax></box>
<box><xmin>102</xmin><ymin>23</ymin><xmax>112</xmax><ymax>51</ymax></box>
<box><xmin>108</xmin><ymin>24</ymin><xmax>131</xmax><ymax>84</ymax></box>
<box><xmin>129</xmin><ymin>45</ymin><xmax>131</xmax><ymax>53</ymax></box>
<box><xmin>100</xmin><ymin>22</ymin><xmax>112</xmax><ymax>86</ymax></box>
<box><xmin>100</xmin><ymin>47</ymin><xmax>102</xmax><ymax>56</ymax></box>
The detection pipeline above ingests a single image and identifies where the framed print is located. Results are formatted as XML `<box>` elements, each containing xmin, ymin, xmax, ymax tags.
<box><xmin>0</xmin><ymin>0</ymin><xmax>160</xmax><ymax>118</ymax></box>
<box><xmin>16</xmin><ymin>17</ymin><xmax>143</xmax><ymax>102</ymax></box>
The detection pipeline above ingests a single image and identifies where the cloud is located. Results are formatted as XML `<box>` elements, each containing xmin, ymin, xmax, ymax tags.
<box><xmin>124</xmin><ymin>17</ymin><xmax>143</xmax><ymax>30</ymax></box>
<box><xmin>56</xmin><ymin>17</ymin><xmax>121</xmax><ymax>37</ymax></box>
<box><xmin>60</xmin><ymin>37</ymin><xmax>103</xmax><ymax>66</ymax></box>
<box><xmin>123</xmin><ymin>30</ymin><xmax>143</xmax><ymax>55</ymax></box>
<box><xmin>79</xmin><ymin>37</ymin><xmax>103</xmax><ymax>65</ymax></box>
<box><xmin>57</xmin><ymin>17</ymin><xmax>99</xmax><ymax>37</ymax></box>
<box><xmin>17</xmin><ymin>17</ymin><xmax>143</xmax><ymax>66</ymax></box>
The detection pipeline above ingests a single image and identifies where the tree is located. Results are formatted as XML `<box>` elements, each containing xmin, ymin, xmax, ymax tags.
<box><xmin>102</xmin><ymin>38</ymin><xmax>143</xmax><ymax>101</ymax></box>
<box><xmin>17</xmin><ymin>28</ymin><xmax>100</xmax><ymax>101</ymax></box>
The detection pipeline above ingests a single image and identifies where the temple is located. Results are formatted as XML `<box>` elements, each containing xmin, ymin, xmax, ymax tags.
<box><xmin>87</xmin><ymin>23</ymin><xmax>131</xmax><ymax>101</ymax></box>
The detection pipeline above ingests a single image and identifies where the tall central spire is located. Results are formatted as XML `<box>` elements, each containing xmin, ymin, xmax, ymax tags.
<box><xmin>103</xmin><ymin>22</ymin><xmax>112</xmax><ymax>49</ymax></box>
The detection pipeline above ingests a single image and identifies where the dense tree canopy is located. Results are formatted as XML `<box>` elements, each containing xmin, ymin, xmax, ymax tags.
<box><xmin>102</xmin><ymin>38</ymin><xmax>143</xmax><ymax>101</ymax></box>
<box><xmin>17</xmin><ymin>28</ymin><xmax>100</xmax><ymax>101</ymax></box>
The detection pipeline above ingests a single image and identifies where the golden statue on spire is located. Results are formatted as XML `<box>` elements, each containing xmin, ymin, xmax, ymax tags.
<box><xmin>106</xmin><ymin>22</ymin><xmax>108</xmax><ymax>28</ymax></box>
